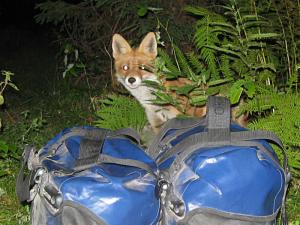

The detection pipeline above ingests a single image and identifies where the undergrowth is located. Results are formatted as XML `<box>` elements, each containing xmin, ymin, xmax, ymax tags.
<box><xmin>246</xmin><ymin>93</ymin><xmax>300</xmax><ymax>177</ymax></box>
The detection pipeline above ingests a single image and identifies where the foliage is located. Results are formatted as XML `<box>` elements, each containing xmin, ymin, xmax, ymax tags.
<box><xmin>150</xmin><ymin>47</ymin><xmax>230</xmax><ymax>110</ymax></box>
<box><xmin>286</xmin><ymin>180</ymin><xmax>300</xmax><ymax>224</ymax></box>
<box><xmin>62</xmin><ymin>43</ymin><xmax>85</xmax><ymax>79</ymax></box>
<box><xmin>245</xmin><ymin>93</ymin><xmax>300</xmax><ymax>177</ymax></box>
<box><xmin>244</xmin><ymin>0</ymin><xmax>300</xmax><ymax>91</ymax></box>
<box><xmin>0</xmin><ymin>111</ymin><xmax>46</xmax><ymax>178</ymax></box>
<box><xmin>94</xmin><ymin>94</ymin><xmax>147</xmax><ymax>133</ymax></box>
<box><xmin>0</xmin><ymin>70</ymin><xmax>18</xmax><ymax>127</ymax></box>
<box><xmin>148</xmin><ymin>1</ymin><xmax>284</xmax><ymax>115</ymax></box>
<box><xmin>0</xmin><ymin>70</ymin><xmax>19</xmax><ymax>177</ymax></box>
<box><xmin>35</xmin><ymin>0</ymin><xmax>196</xmax><ymax>83</ymax></box>
<box><xmin>186</xmin><ymin>2</ymin><xmax>281</xmax><ymax>96</ymax></box>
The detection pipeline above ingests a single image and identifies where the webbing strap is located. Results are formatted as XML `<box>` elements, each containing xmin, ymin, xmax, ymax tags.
<box><xmin>46</xmin><ymin>127</ymin><xmax>153</xmax><ymax>175</ymax></box>
<box><xmin>110</xmin><ymin>128</ymin><xmax>141</xmax><ymax>145</ymax></box>
<box><xmin>207</xmin><ymin>96</ymin><xmax>231</xmax><ymax>142</ymax></box>
<box><xmin>74</xmin><ymin>154</ymin><xmax>156</xmax><ymax>176</ymax></box>
<box><xmin>77</xmin><ymin>138</ymin><xmax>104</xmax><ymax>162</ymax></box>
<box><xmin>47</xmin><ymin>127</ymin><xmax>141</xmax><ymax>158</ymax></box>
<box><xmin>157</xmin><ymin>130</ymin><xmax>287</xmax><ymax>171</ymax></box>
<box><xmin>48</xmin><ymin>128</ymin><xmax>109</xmax><ymax>156</ymax></box>
<box><xmin>147</xmin><ymin>118</ymin><xmax>202</xmax><ymax>158</ymax></box>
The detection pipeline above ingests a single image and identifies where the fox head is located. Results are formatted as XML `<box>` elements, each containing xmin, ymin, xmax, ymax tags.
<box><xmin>112</xmin><ymin>32</ymin><xmax>157</xmax><ymax>90</ymax></box>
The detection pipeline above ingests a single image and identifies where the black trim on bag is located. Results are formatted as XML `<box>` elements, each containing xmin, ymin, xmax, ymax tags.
<box><xmin>178</xmin><ymin>207</ymin><xmax>279</xmax><ymax>224</ymax></box>
<box><xmin>61</xmin><ymin>200</ymin><xmax>108</xmax><ymax>225</ymax></box>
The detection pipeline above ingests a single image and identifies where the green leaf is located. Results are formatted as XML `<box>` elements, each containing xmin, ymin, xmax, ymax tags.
<box><xmin>252</xmin><ymin>63</ymin><xmax>276</xmax><ymax>72</ymax></box>
<box><xmin>244</xmin><ymin>81</ymin><xmax>256</xmax><ymax>98</ymax></box>
<box><xmin>143</xmin><ymin>80</ymin><xmax>165</xmax><ymax>90</ymax></box>
<box><xmin>210</xmin><ymin>28</ymin><xmax>238</xmax><ymax>37</ymax></box>
<box><xmin>8</xmin><ymin>82</ymin><xmax>19</xmax><ymax>91</ymax></box>
<box><xmin>137</xmin><ymin>6</ymin><xmax>148</xmax><ymax>17</ymax></box>
<box><xmin>207</xmin><ymin>78</ymin><xmax>232</xmax><ymax>86</ymax></box>
<box><xmin>187</xmin><ymin>52</ymin><xmax>203</xmax><ymax>74</ymax></box>
<box><xmin>229</xmin><ymin>86</ymin><xmax>243</xmax><ymax>104</ymax></box>
<box><xmin>246</xmin><ymin>41</ymin><xmax>267</xmax><ymax>48</ymax></box>
<box><xmin>0</xmin><ymin>95</ymin><xmax>4</xmax><ymax>105</ymax></box>
<box><xmin>243</xmin><ymin>21</ymin><xmax>269</xmax><ymax>29</ymax></box>
<box><xmin>248</xmin><ymin>33</ymin><xmax>280</xmax><ymax>41</ymax></box>
<box><xmin>173</xmin><ymin>45</ymin><xmax>193</xmax><ymax>79</ymax></box>
<box><xmin>157</xmin><ymin>49</ymin><xmax>180</xmax><ymax>76</ymax></box>
<box><xmin>241</xmin><ymin>15</ymin><xmax>265</xmax><ymax>22</ymax></box>
<box><xmin>210</xmin><ymin>22</ymin><xmax>236</xmax><ymax>31</ymax></box>
<box><xmin>184</xmin><ymin>5</ymin><xmax>211</xmax><ymax>16</ymax></box>
<box><xmin>0</xmin><ymin>140</ymin><xmax>9</xmax><ymax>153</ymax></box>
<box><xmin>174</xmin><ymin>84</ymin><xmax>197</xmax><ymax>96</ymax></box>
<box><xmin>189</xmin><ymin>95</ymin><xmax>208</xmax><ymax>106</ymax></box>
<box><xmin>153</xmin><ymin>91</ymin><xmax>177</xmax><ymax>105</ymax></box>
<box><xmin>206</xmin><ymin>87</ymin><xmax>220</xmax><ymax>95</ymax></box>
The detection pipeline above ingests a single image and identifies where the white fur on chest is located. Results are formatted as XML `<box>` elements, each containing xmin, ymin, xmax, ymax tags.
<box><xmin>117</xmin><ymin>74</ymin><xmax>178</xmax><ymax>125</ymax></box>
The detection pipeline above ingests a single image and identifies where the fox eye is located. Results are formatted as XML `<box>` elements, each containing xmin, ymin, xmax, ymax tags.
<box><xmin>139</xmin><ymin>65</ymin><xmax>145</xmax><ymax>70</ymax></box>
<box><xmin>122</xmin><ymin>65</ymin><xmax>129</xmax><ymax>71</ymax></box>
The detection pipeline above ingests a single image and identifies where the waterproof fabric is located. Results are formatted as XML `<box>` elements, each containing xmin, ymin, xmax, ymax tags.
<box><xmin>159</xmin><ymin>137</ymin><xmax>285</xmax><ymax>224</ymax></box>
<box><xmin>27</xmin><ymin>126</ymin><xmax>160</xmax><ymax>225</ymax></box>
<box><xmin>152</xmin><ymin>98</ymin><xmax>287</xmax><ymax>224</ymax></box>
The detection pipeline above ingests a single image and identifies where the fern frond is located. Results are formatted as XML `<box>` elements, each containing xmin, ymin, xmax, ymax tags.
<box><xmin>247</xmin><ymin>33</ymin><xmax>280</xmax><ymax>41</ymax></box>
<box><xmin>247</xmin><ymin>93</ymin><xmax>300</xmax><ymax>177</ymax></box>
<box><xmin>187</xmin><ymin>52</ymin><xmax>204</xmax><ymax>75</ymax></box>
<box><xmin>184</xmin><ymin>5</ymin><xmax>212</xmax><ymax>17</ymax></box>
<box><xmin>173</xmin><ymin>45</ymin><xmax>194</xmax><ymax>79</ymax></box>
<box><xmin>157</xmin><ymin>48</ymin><xmax>180</xmax><ymax>76</ymax></box>
<box><xmin>94</xmin><ymin>94</ymin><xmax>147</xmax><ymax>133</ymax></box>
<box><xmin>220</xmin><ymin>55</ymin><xmax>233</xmax><ymax>79</ymax></box>
<box><xmin>241</xmin><ymin>14</ymin><xmax>266</xmax><ymax>22</ymax></box>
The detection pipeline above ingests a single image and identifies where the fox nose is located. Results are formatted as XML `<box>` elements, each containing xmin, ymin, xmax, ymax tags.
<box><xmin>128</xmin><ymin>77</ymin><xmax>136</xmax><ymax>84</ymax></box>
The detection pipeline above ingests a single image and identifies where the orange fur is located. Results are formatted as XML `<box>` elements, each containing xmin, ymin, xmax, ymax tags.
<box><xmin>112</xmin><ymin>32</ymin><xmax>247</xmax><ymax>133</ymax></box>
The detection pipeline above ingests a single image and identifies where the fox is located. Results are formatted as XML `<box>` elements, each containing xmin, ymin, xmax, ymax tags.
<box><xmin>112</xmin><ymin>32</ymin><xmax>246</xmax><ymax>133</ymax></box>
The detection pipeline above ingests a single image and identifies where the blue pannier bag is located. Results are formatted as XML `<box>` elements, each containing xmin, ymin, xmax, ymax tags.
<box><xmin>148</xmin><ymin>96</ymin><xmax>290</xmax><ymax>225</ymax></box>
<box><xmin>17</xmin><ymin>96</ymin><xmax>290</xmax><ymax>225</ymax></box>
<box><xmin>16</xmin><ymin>127</ymin><xmax>160</xmax><ymax>225</ymax></box>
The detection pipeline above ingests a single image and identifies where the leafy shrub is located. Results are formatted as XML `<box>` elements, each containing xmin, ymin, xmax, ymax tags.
<box><xmin>35</xmin><ymin>0</ymin><xmax>197</xmax><ymax>83</ymax></box>
<box><xmin>143</xmin><ymin>0</ymin><xmax>300</xmax><ymax>130</ymax></box>
<box><xmin>0</xmin><ymin>70</ymin><xmax>19</xmax><ymax>177</ymax></box>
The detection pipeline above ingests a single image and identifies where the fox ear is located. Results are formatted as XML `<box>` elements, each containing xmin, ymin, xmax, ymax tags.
<box><xmin>138</xmin><ymin>32</ymin><xmax>157</xmax><ymax>59</ymax></box>
<box><xmin>112</xmin><ymin>34</ymin><xmax>132</xmax><ymax>59</ymax></box>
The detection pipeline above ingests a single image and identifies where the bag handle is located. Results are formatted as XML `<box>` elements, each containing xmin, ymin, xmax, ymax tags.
<box><xmin>206</xmin><ymin>96</ymin><xmax>231</xmax><ymax>142</ymax></box>
<box><xmin>47</xmin><ymin>127</ymin><xmax>155</xmax><ymax>175</ymax></box>
<box><xmin>74</xmin><ymin>153</ymin><xmax>157</xmax><ymax>176</ymax></box>
<box><xmin>46</xmin><ymin>127</ymin><xmax>141</xmax><ymax>157</ymax></box>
